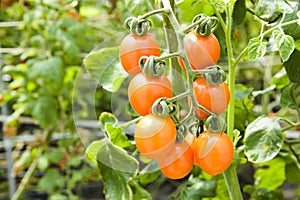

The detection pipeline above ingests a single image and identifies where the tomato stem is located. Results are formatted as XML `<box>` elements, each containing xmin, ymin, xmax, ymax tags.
<box><xmin>212</xmin><ymin>3</ymin><xmax>244</xmax><ymax>200</ymax></box>
<box><xmin>138</xmin><ymin>8</ymin><xmax>169</xmax><ymax>19</ymax></box>
<box><xmin>166</xmin><ymin>90</ymin><xmax>190</xmax><ymax>102</ymax></box>
<box><xmin>120</xmin><ymin>116</ymin><xmax>143</xmax><ymax>130</ymax></box>
<box><xmin>155</xmin><ymin>51</ymin><xmax>182</xmax><ymax>61</ymax></box>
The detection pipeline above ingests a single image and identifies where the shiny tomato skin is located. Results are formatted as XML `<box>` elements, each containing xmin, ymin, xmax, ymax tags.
<box><xmin>179</xmin><ymin>31</ymin><xmax>220</xmax><ymax>70</ymax></box>
<box><xmin>135</xmin><ymin>114</ymin><xmax>176</xmax><ymax>160</ymax></box>
<box><xmin>128</xmin><ymin>73</ymin><xmax>172</xmax><ymax>116</ymax></box>
<box><xmin>194</xmin><ymin>131</ymin><xmax>234</xmax><ymax>176</ymax></box>
<box><xmin>158</xmin><ymin>141</ymin><xmax>194</xmax><ymax>179</ymax></box>
<box><xmin>193</xmin><ymin>77</ymin><xmax>230</xmax><ymax>118</ymax></box>
<box><xmin>119</xmin><ymin>33</ymin><xmax>160</xmax><ymax>76</ymax></box>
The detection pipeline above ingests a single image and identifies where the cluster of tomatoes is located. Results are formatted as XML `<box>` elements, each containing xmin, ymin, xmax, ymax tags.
<box><xmin>118</xmin><ymin>17</ymin><xmax>234</xmax><ymax>179</ymax></box>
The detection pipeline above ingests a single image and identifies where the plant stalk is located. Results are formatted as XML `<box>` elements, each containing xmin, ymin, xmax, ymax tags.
<box><xmin>216</xmin><ymin>3</ymin><xmax>243</xmax><ymax>200</ymax></box>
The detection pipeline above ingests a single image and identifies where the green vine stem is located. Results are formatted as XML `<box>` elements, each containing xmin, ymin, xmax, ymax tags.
<box><xmin>212</xmin><ymin>2</ymin><xmax>243</xmax><ymax>200</ymax></box>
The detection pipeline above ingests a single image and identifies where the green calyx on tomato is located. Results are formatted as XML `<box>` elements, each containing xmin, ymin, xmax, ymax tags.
<box><xmin>202</xmin><ymin>65</ymin><xmax>227</xmax><ymax>85</ymax></box>
<box><xmin>124</xmin><ymin>17</ymin><xmax>152</xmax><ymax>36</ymax></box>
<box><xmin>139</xmin><ymin>56</ymin><xmax>166</xmax><ymax>78</ymax></box>
<box><xmin>205</xmin><ymin>115</ymin><xmax>226</xmax><ymax>133</ymax></box>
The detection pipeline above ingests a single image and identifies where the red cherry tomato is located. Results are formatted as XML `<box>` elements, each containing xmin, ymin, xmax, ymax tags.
<box><xmin>134</xmin><ymin>114</ymin><xmax>176</xmax><ymax>160</ymax></box>
<box><xmin>128</xmin><ymin>73</ymin><xmax>172</xmax><ymax>116</ymax></box>
<box><xmin>179</xmin><ymin>31</ymin><xmax>220</xmax><ymax>70</ymax></box>
<box><xmin>193</xmin><ymin>77</ymin><xmax>230</xmax><ymax>118</ymax></box>
<box><xmin>158</xmin><ymin>141</ymin><xmax>194</xmax><ymax>179</ymax></box>
<box><xmin>194</xmin><ymin>131</ymin><xmax>234</xmax><ymax>175</ymax></box>
<box><xmin>119</xmin><ymin>33</ymin><xmax>160</xmax><ymax>76</ymax></box>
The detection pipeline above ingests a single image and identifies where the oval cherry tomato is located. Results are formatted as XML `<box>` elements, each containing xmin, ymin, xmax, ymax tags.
<box><xmin>158</xmin><ymin>141</ymin><xmax>194</xmax><ymax>179</ymax></box>
<box><xmin>193</xmin><ymin>77</ymin><xmax>230</xmax><ymax>118</ymax></box>
<box><xmin>128</xmin><ymin>73</ymin><xmax>172</xmax><ymax>116</ymax></box>
<box><xmin>135</xmin><ymin>114</ymin><xmax>176</xmax><ymax>160</ymax></box>
<box><xmin>119</xmin><ymin>33</ymin><xmax>160</xmax><ymax>76</ymax></box>
<box><xmin>194</xmin><ymin>131</ymin><xmax>234</xmax><ymax>175</ymax></box>
<box><xmin>179</xmin><ymin>31</ymin><xmax>220</xmax><ymax>70</ymax></box>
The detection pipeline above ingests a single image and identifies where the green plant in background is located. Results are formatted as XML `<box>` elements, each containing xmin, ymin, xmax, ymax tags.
<box><xmin>1</xmin><ymin>0</ymin><xmax>300</xmax><ymax>200</ymax></box>
<box><xmin>83</xmin><ymin>0</ymin><xmax>300</xmax><ymax>199</ymax></box>
<box><xmin>0</xmin><ymin>0</ymin><xmax>119</xmax><ymax>199</ymax></box>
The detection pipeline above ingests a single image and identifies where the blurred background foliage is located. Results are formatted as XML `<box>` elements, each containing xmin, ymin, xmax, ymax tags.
<box><xmin>0</xmin><ymin>0</ymin><xmax>300</xmax><ymax>199</ymax></box>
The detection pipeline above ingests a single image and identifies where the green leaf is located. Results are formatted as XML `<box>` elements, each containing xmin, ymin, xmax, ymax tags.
<box><xmin>272</xmin><ymin>29</ymin><xmax>295</xmax><ymax>62</ymax></box>
<box><xmin>86</xmin><ymin>139</ymin><xmax>138</xmax><ymax>173</ymax></box>
<box><xmin>130</xmin><ymin>181</ymin><xmax>152</xmax><ymax>200</ymax></box>
<box><xmin>98</xmin><ymin>139</ymin><xmax>138</xmax><ymax>173</ymax></box>
<box><xmin>79</xmin><ymin>6</ymin><xmax>100</xmax><ymax>17</ymax></box>
<box><xmin>97</xmin><ymin>160</ymin><xmax>134</xmax><ymax>200</ymax></box>
<box><xmin>248</xmin><ymin>37</ymin><xmax>267</xmax><ymax>60</ymax></box>
<box><xmin>49</xmin><ymin>194</ymin><xmax>68</xmax><ymax>200</ymax></box>
<box><xmin>139</xmin><ymin>161</ymin><xmax>160</xmax><ymax>185</ymax></box>
<box><xmin>38</xmin><ymin>169</ymin><xmax>65</xmax><ymax>191</ymax></box>
<box><xmin>48</xmin><ymin>149</ymin><xmax>63</xmax><ymax>164</ymax></box>
<box><xmin>286</xmin><ymin>163</ymin><xmax>300</xmax><ymax>183</ymax></box>
<box><xmin>275</xmin><ymin>0</ymin><xmax>294</xmax><ymax>14</ymax></box>
<box><xmin>235</xmin><ymin>84</ymin><xmax>254</xmax><ymax>100</ymax></box>
<box><xmin>177</xmin><ymin>0</ymin><xmax>214</xmax><ymax>22</ymax></box>
<box><xmin>280</xmin><ymin>83</ymin><xmax>299</xmax><ymax>109</ymax></box>
<box><xmin>271</xmin><ymin>68</ymin><xmax>290</xmax><ymax>89</ymax></box>
<box><xmin>246</xmin><ymin>187</ymin><xmax>283</xmax><ymax>200</ymax></box>
<box><xmin>55</xmin><ymin>29</ymin><xmax>81</xmax><ymax>65</ymax></box>
<box><xmin>244</xmin><ymin>116</ymin><xmax>283</xmax><ymax>163</ymax></box>
<box><xmin>124</xmin><ymin>0</ymin><xmax>154</xmax><ymax>16</ymax></box>
<box><xmin>105</xmin><ymin>123</ymin><xmax>132</xmax><ymax>148</ymax></box>
<box><xmin>29</xmin><ymin>57</ymin><xmax>65</xmax><ymax>93</ymax></box>
<box><xmin>30</xmin><ymin>94</ymin><xmax>58</xmax><ymax>128</ymax></box>
<box><xmin>83</xmin><ymin>47</ymin><xmax>128</xmax><ymax>92</ymax></box>
<box><xmin>232</xmin><ymin>0</ymin><xmax>246</xmax><ymax>25</ymax></box>
<box><xmin>38</xmin><ymin>155</ymin><xmax>49</xmax><ymax>172</ymax></box>
<box><xmin>178</xmin><ymin>178</ymin><xmax>216</xmax><ymax>200</ymax></box>
<box><xmin>85</xmin><ymin>140</ymin><xmax>105</xmax><ymax>164</ymax></box>
<box><xmin>99</xmin><ymin>112</ymin><xmax>118</xmax><ymax>130</ymax></box>
<box><xmin>254</xmin><ymin>157</ymin><xmax>286</xmax><ymax>190</ymax></box>
<box><xmin>283</xmin><ymin>50</ymin><xmax>300</xmax><ymax>83</ymax></box>
<box><xmin>295</xmin><ymin>40</ymin><xmax>300</xmax><ymax>51</ymax></box>
<box><xmin>297</xmin><ymin>10</ymin><xmax>300</xmax><ymax>25</ymax></box>
<box><xmin>255</xmin><ymin>0</ymin><xmax>280</xmax><ymax>22</ymax></box>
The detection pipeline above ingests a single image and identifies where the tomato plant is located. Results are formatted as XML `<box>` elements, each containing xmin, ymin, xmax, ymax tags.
<box><xmin>128</xmin><ymin>73</ymin><xmax>173</xmax><ymax>116</ymax></box>
<box><xmin>194</xmin><ymin>131</ymin><xmax>234</xmax><ymax>175</ymax></box>
<box><xmin>119</xmin><ymin>33</ymin><xmax>160</xmax><ymax>76</ymax></box>
<box><xmin>158</xmin><ymin>141</ymin><xmax>194</xmax><ymax>179</ymax></box>
<box><xmin>179</xmin><ymin>31</ymin><xmax>220</xmax><ymax>70</ymax></box>
<box><xmin>134</xmin><ymin>114</ymin><xmax>176</xmax><ymax>159</ymax></box>
<box><xmin>193</xmin><ymin>77</ymin><xmax>230</xmax><ymax>118</ymax></box>
<box><xmin>59</xmin><ymin>0</ymin><xmax>300</xmax><ymax>199</ymax></box>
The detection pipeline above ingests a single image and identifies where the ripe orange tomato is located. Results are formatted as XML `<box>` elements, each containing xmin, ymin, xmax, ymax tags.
<box><xmin>134</xmin><ymin>114</ymin><xmax>176</xmax><ymax>160</ymax></box>
<box><xmin>128</xmin><ymin>73</ymin><xmax>172</xmax><ymax>116</ymax></box>
<box><xmin>158</xmin><ymin>141</ymin><xmax>194</xmax><ymax>179</ymax></box>
<box><xmin>193</xmin><ymin>77</ymin><xmax>230</xmax><ymax>118</ymax></box>
<box><xmin>194</xmin><ymin>131</ymin><xmax>234</xmax><ymax>175</ymax></box>
<box><xmin>179</xmin><ymin>31</ymin><xmax>220</xmax><ymax>70</ymax></box>
<box><xmin>119</xmin><ymin>33</ymin><xmax>160</xmax><ymax>76</ymax></box>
